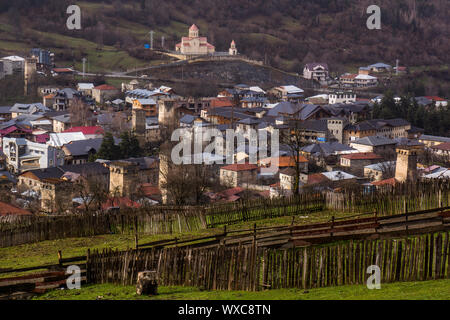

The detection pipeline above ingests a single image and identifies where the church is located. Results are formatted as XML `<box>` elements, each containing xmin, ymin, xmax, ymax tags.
<box><xmin>175</xmin><ymin>24</ymin><xmax>216</xmax><ymax>55</ymax></box>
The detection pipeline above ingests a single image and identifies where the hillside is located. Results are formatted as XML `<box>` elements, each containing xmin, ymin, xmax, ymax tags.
<box><xmin>0</xmin><ymin>0</ymin><xmax>448</xmax><ymax>74</ymax></box>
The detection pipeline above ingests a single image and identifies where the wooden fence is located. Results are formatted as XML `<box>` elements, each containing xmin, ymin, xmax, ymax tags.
<box><xmin>0</xmin><ymin>206</ymin><xmax>207</xmax><ymax>248</ymax></box>
<box><xmin>87</xmin><ymin>232</ymin><xmax>450</xmax><ymax>291</ymax></box>
<box><xmin>326</xmin><ymin>180</ymin><xmax>450</xmax><ymax>215</ymax></box>
<box><xmin>1</xmin><ymin>180</ymin><xmax>449</xmax><ymax>248</ymax></box>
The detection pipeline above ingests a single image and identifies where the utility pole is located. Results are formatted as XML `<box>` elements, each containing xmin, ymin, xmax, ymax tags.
<box><xmin>82</xmin><ymin>57</ymin><xmax>87</xmax><ymax>78</ymax></box>
<box><xmin>161</xmin><ymin>36</ymin><xmax>165</xmax><ymax>49</ymax></box>
<box><xmin>148</xmin><ymin>31</ymin><xmax>154</xmax><ymax>50</ymax></box>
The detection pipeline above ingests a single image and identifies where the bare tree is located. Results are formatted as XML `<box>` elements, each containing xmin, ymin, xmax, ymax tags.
<box><xmin>282</xmin><ymin>120</ymin><xmax>309</xmax><ymax>195</ymax></box>
<box><xmin>69</xmin><ymin>97</ymin><xmax>93</xmax><ymax>127</ymax></box>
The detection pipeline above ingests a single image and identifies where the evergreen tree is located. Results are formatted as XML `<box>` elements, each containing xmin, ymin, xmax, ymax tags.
<box><xmin>96</xmin><ymin>132</ymin><xmax>120</xmax><ymax>160</ymax></box>
<box><xmin>119</xmin><ymin>131</ymin><xmax>143</xmax><ymax>159</ymax></box>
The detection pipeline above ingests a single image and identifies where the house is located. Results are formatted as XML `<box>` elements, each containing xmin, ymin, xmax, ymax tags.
<box><xmin>414</xmin><ymin>96</ymin><xmax>433</xmax><ymax>107</ymax></box>
<box><xmin>77</xmin><ymin>83</ymin><xmax>95</xmax><ymax>96</ymax></box>
<box><xmin>2</xmin><ymin>137</ymin><xmax>65</xmax><ymax>173</ymax></box>
<box><xmin>0</xmin><ymin>124</ymin><xmax>34</xmax><ymax>147</ymax></box>
<box><xmin>62</xmin><ymin>138</ymin><xmax>103</xmax><ymax>165</ymax></box>
<box><xmin>422</xmin><ymin>168</ymin><xmax>450</xmax><ymax>180</ymax></box>
<box><xmin>269</xmin><ymin>86</ymin><xmax>304</xmax><ymax>102</ymax></box>
<box><xmin>18</xmin><ymin>162</ymin><xmax>110</xmax><ymax>193</ymax></box>
<box><xmin>367</xmin><ymin>63</ymin><xmax>392</xmax><ymax>73</ymax></box>
<box><xmin>0</xmin><ymin>106</ymin><xmax>12</xmax><ymax>122</ymax></box>
<box><xmin>220</xmin><ymin>163</ymin><xmax>258</xmax><ymax>187</ymax></box>
<box><xmin>237</xmin><ymin>118</ymin><xmax>261</xmax><ymax>135</ymax></box>
<box><xmin>132</xmin><ymin>98</ymin><xmax>158</xmax><ymax>117</ymax></box>
<box><xmin>329</xmin><ymin>91</ymin><xmax>356</xmax><ymax>104</ymax></box>
<box><xmin>344</xmin><ymin>119</ymin><xmax>411</xmax><ymax>144</ymax></box>
<box><xmin>340</xmin><ymin>73</ymin><xmax>358</xmax><ymax>87</ymax></box>
<box><xmin>53</xmin><ymin>88</ymin><xmax>80</xmax><ymax>111</ymax></box>
<box><xmin>424</xmin><ymin>96</ymin><xmax>448</xmax><ymax>108</ymax></box>
<box><xmin>0</xmin><ymin>171</ymin><xmax>16</xmax><ymax>191</ymax></box>
<box><xmin>92</xmin><ymin>84</ymin><xmax>120</xmax><ymax>104</ymax></box>
<box><xmin>47</xmin><ymin>132</ymin><xmax>87</xmax><ymax>148</ymax></box>
<box><xmin>301</xmin><ymin>142</ymin><xmax>357</xmax><ymax>167</ymax></box>
<box><xmin>259</xmin><ymin>156</ymin><xmax>309</xmax><ymax>174</ymax></box>
<box><xmin>364</xmin><ymin>161</ymin><xmax>396</xmax><ymax>182</ymax></box>
<box><xmin>340</xmin><ymin>152</ymin><xmax>383</xmax><ymax>176</ymax></box>
<box><xmin>279</xmin><ymin>168</ymin><xmax>297</xmax><ymax>191</ymax></box>
<box><xmin>354</xmin><ymin>74</ymin><xmax>378</xmax><ymax>87</ymax></box>
<box><xmin>321</xmin><ymin>171</ymin><xmax>357</xmax><ymax>183</ymax></box>
<box><xmin>51</xmin><ymin>68</ymin><xmax>74</xmax><ymax>76</ymax></box>
<box><xmin>431</xmin><ymin>142</ymin><xmax>450</xmax><ymax>158</ymax></box>
<box><xmin>10</xmin><ymin>103</ymin><xmax>49</xmax><ymax>118</ymax></box>
<box><xmin>207</xmin><ymin>187</ymin><xmax>245</xmax><ymax>203</ymax></box>
<box><xmin>303</xmin><ymin>63</ymin><xmax>329</xmax><ymax>82</ymax></box>
<box><xmin>418</xmin><ymin>135</ymin><xmax>450</xmax><ymax>148</ymax></box>
<box><xmin>0</xmin><ymin>56</ymin><xmax>25</xmax><ymax>75</ymax></box>
<box><xmin>31</xmin><ymin>48</ymin><xmax>54</xmax><ymax>67</ymax></box>
<box><xmin>125</xmin><ymin>87</ymin><xmax>178</xmax><ymax>105</ymax></box>
<box><xmin>350</xmin><ymin>136</ymin><xmax>397</xmax><ymax>155</ymax></box>
<box><xmin>0</xmin><ymin>201</ymin><xmax>31</xmax><ymax>216</ymax></box>
<box><xmin>51</xmin><ymin>114</ymin><xmax>71</xmax><ymax>133</ymax></box>
<box><xmin>63</xmin><ymin>126</ymin><xmax>105</xmax><ymax>139</ymax></box>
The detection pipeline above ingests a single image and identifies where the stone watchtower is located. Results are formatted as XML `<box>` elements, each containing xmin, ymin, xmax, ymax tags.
<box><xmin>109</xmin><ymin>161</ymin><xmax>140</xmax><ymax>198</ymax></box>
<box><xmin>132</xmin><ymin>108</ymin><xmax>147</xmax><ymax>147</ymax></box>
<box><xmin>158</xmin><ymin>98</ymin><xmax>182</xmax><ymax>205</ymax></box>
<box><xmin>24</xmin><ymin>57</ymin><xmax>37</xmax><ymax>95</ymax></box>
<box><xmin>395</xmin><ymin>146</ymin><xmax>418</xmax><ymax>182</ymax></box>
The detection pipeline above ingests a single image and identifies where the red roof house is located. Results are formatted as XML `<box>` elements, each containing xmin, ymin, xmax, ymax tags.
<box><xmin>0</xmin><ymin>202</ymin><xmax>32</xmax><ymax>216</ymax></box>
<box><xmin>64</xmin><ymin>126</ymin><xmax>105</xmax><ymax>136</ymax></box>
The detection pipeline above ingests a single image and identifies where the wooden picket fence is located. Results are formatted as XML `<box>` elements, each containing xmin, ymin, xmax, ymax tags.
<box><xmin>86</xmin><ymin>232</ymin><xmax>450</xmax><ymax>291</ymax></box>
<box><xmin>326</xmin><ymin>180</ymin><xmax>450</xmax><ymax>215</ymax></box>
<box><xmin>1</xmin><ymin>180</ymin><xmax>449</xmax><ymax>248</ymax></box>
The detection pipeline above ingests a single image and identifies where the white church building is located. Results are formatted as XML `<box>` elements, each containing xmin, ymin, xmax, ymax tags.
<box><xmin>176</xmin><ymin>24</ymin><xmax>215</xmax><ymax>55</ymax></box>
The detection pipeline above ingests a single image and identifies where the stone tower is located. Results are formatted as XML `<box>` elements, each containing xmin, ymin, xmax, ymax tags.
<box><xmin>132</xmin><ymin>108</ymin><xmax>146</xmax><ymax>147</ymax></box>
<box><xmin>24</xmin><ymin>57</ymin><xmax>37</xmax><ymax>95</ymax></box>
<box><xmin>158</xmin><ymin>98</ymin><xmax>181</xmax><ymax>129</ymax></box>
<box><xmin>109</xmin><ymin>161</ymin><xmax>140</xmax><ymax>198</ymax></box>
<box><xmin>229</xmin><ymin>40</ymin><xmax>238</xmax><ymax>56</ymax></box>
<box><xmin>395</xmin><ymin>146</ymin><xmax>418</xmax><ymax>182</ymax></box>
<box><xmin>158</xmin><ymin>98</ymin><xmax>182</xmax><ymax>205</ymax></box>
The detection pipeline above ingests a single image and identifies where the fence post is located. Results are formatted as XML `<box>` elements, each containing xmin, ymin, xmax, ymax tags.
<box><xmin>405</xmin><ymin>202</ymin><xmax>409</xmax><ymax>237</ymax></box>
<box><xmin>58</xmin><ymin>250</ymin><xmax>62</xmax><ymax>267</ymax></box>
<box><xmin>330</xmin><ymin>216</ymin><xmax>335</xmax><ymax>238</ymax></box>
<box><xmin>134</xmin><ymin>216</ymin><xmax>139</xmax><ymax>250</ymax></box>
<box><xmin>374</xmin><ymin>210</ymin><xmax>379</xmax><ymax>235</ymax></box>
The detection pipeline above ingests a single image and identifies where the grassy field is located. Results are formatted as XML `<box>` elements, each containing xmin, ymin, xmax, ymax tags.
<box><xmin>34</xmin><ymin>280</ymin><xmax>450</xmax><ymax>300</ymax></box>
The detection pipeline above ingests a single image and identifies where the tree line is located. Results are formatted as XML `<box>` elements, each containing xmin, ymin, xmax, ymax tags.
<box><xmin>372</xmin><ymin>91</ymin><xmax>450</xmax><ymax>137</ymax></box>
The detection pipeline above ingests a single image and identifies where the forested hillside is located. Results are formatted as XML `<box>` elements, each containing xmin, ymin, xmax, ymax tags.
<box><xmin>0</xmin><ymin>0</ymin><xmax>448</xmax><ymax>74</ymax></box>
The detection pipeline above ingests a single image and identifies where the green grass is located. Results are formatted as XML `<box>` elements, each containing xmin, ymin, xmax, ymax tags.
<box><xmin>34</xmin><ymin>279</ymin><xmax>450</xmax><ymax>300</ymax></box>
